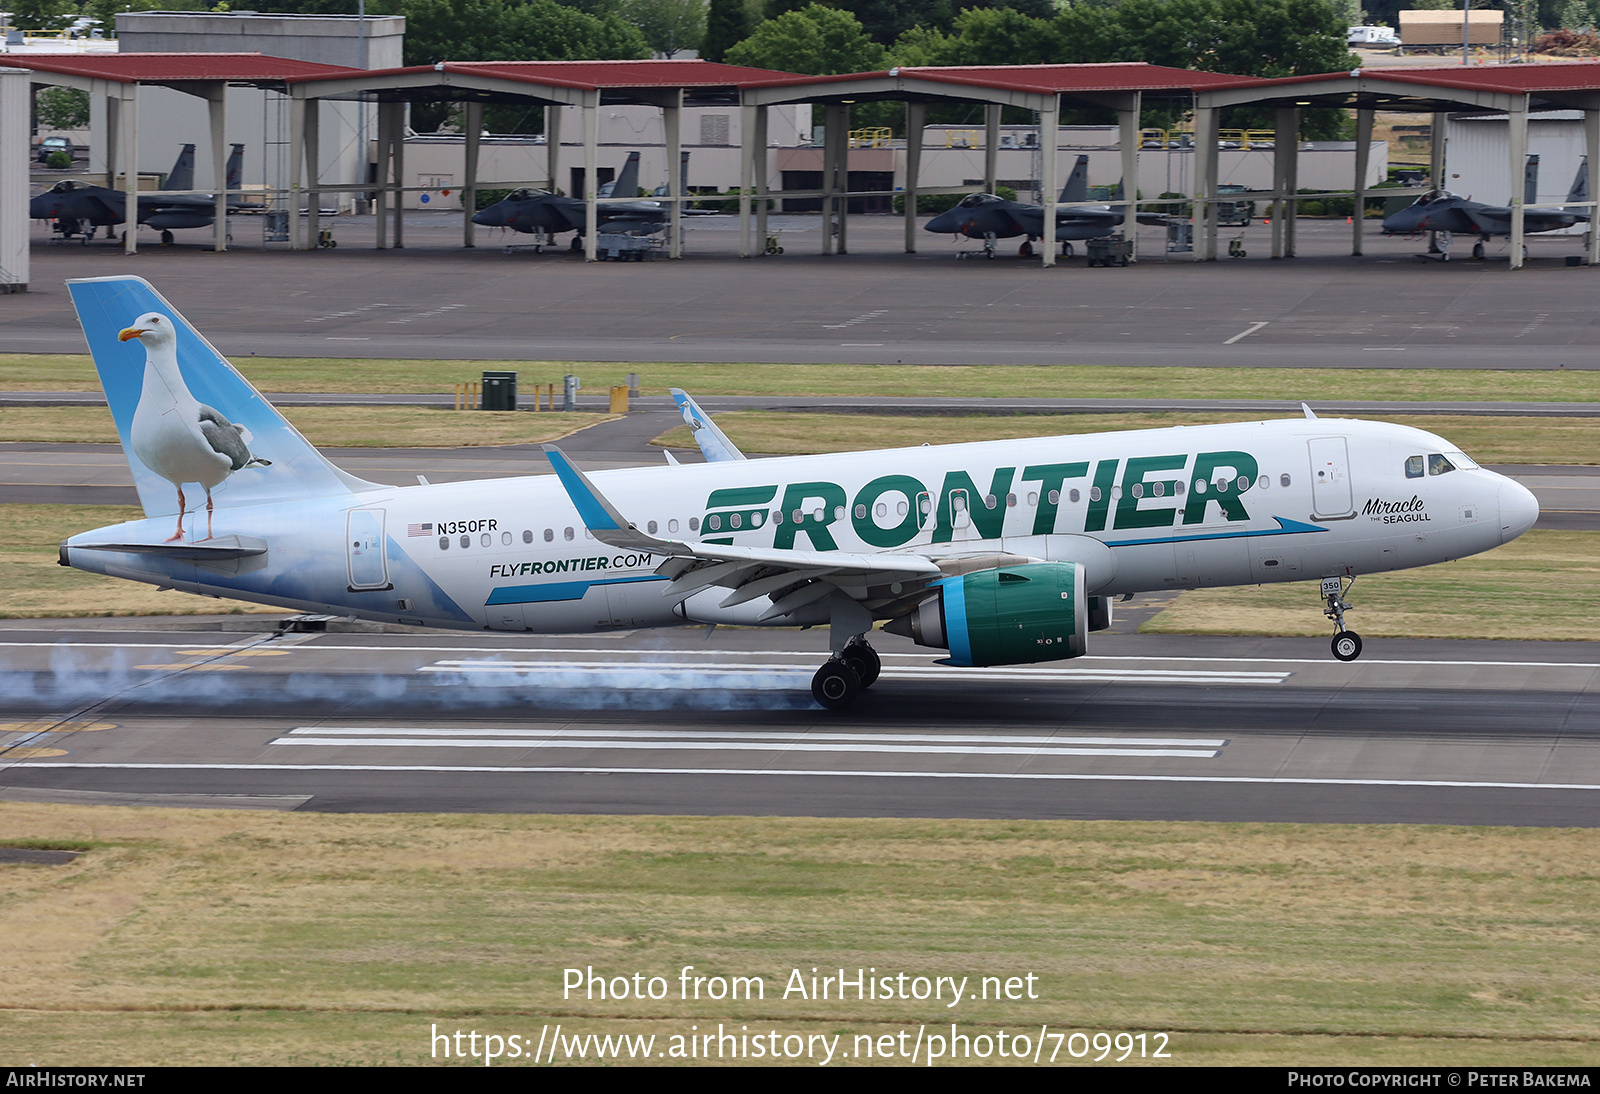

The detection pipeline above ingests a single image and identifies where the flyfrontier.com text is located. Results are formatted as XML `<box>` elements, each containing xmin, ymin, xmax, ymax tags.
<box><xmin>429</xmin><ymin>1023</ymin><xmax>1172</xmax><ymax>1065</ymax></box>
<box><xmin>563</xmin><ymin>965</ymin><xmax>1040</xmax><ymax>1006</ymax></box>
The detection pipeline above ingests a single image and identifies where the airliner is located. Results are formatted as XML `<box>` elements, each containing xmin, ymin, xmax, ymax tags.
<box><xmin>59</xmin><ymin>276</ymin><xmax>1539</xmax><ymax>710</ymax></box>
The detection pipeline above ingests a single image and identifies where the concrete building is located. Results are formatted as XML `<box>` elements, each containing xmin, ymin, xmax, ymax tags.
<box><xmin>104</xmin><ymin>11</ymin><xmax>402</xmax><ymax>210</ymax></box>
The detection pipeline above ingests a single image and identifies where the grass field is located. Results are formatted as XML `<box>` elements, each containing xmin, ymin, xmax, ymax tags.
<box><xmin>0</xmin><ymin>406</ymin><xmax>607</xmax><ymax>449</ymax></box>
<box><xmin>2</xmin><ymin>804</ymin><xmax>1598</xmax><ymax>1065</ymax></box>
<box><xmin>652</xmin><ymin>410</ymin><xmax>1600</xmax><ymax>466</ymax></box>
<box><xmin>0</xmin><ymin>504</ymin><xmax>274</xmax><ymax>617</ymax></box>
<box><xmin>3</xmin><ymin>353</ymin><xmax>1599</xmax><ymax>402</ymax></box>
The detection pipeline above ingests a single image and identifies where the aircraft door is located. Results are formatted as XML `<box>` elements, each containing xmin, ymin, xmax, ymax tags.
<box><xmin>1308</xmin><ymin>438</ymin><xmax>1355</xmax><ymax>519</ymax></box>
<box><xmin>346</xmin><ymin>508</ymin><xmax>392</xmax><ymax>591</ymax></box>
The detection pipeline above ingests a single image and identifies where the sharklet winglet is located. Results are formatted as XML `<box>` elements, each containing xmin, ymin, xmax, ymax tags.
<box><xmin>540</xmin><ymin>444</ymin><xmax>688</xmax><ymax>554</ymax></box>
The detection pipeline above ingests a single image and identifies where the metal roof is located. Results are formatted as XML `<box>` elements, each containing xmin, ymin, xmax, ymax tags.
<box><xmin>4</xmin><ymin>51</ymin><xmax>358</xmax><ymax>85</ymax></box>
<box><xmin>441</xmin><ymin>59</ymin><xmax>796</xmax><ymax>89</ymax></box>
<box><xmin>898</xmin><ymin>63</ymin><xmax>1262</xmax><ymax>94</ymax></box>
<box><xmin>1198</xmin><ymin>62</ymin><xmax>1600</xmax><ymax>112</ymax></box>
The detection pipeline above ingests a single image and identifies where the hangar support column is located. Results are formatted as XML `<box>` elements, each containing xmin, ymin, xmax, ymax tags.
<box><xmin>1352</xmin><ymin>107</ymin><xmax>1373</xmax><ymax>256</ymax></box>
<box><xmin>905</xmin><ymin>100</ymin><xmax>925</xmax><ymax>254</ymax></box>
<box><xmin>204</xmin><ymin>84</ymin><xmax>226</xmax><ymax>253</ymax></box>
<box><xmin>1587</xmin><ymin>105</ymin><xmax>1600</xmax><ymax>266</ymax></box>
<box><xmin>1040</xmin><ymin>94</ymin><xmax>1059</xmax><ymax>268</ymax></box>
<box><xmin>664</xmin><ymin>89</ymin><xmax>682</xmax><ymax>258</ymax></box>
<box><xmin>1508</xmin><ymin>98</ymin><xmax>1528</xmax><ymax>270</ymax></box>
<box><xmin>754</xmin><ymin>104</ymin><xmax>770</xmax><ymax>255</ymax></box>
<box><xmin>984</xmin><ymin>104</ymin><xmax>1000</xmax><ymax>193</ymax></box>
<box><xmin>288</xmin><ymin>95</ymin><xmax>305</xmax><ymax>251</ymax></box>
<box><xmin>738</xmin><ymin>102</ymin><xmax>755</xmax><ymax>257</ymax></box>
<box><xmin>544</xmin><ymin>106</ymin><xmax>561</xmax><ymax>191</ymax></box>
<box><xmin>391</xmin><ymin>102</ymin><xmax>405</xmax><ymax>250</ymax></box>
<box><xmin>375</xmin><ymin>100</ymin><xmax>392</xmax><ymax>249</ymax></box>
<box><xmin>121</xmin><ymin>85</ymin><xmax>139</xmax><ymax>255</ymax></box>
<box><xmin>304</xmin><ymin>98</ymin><xmax>320</xmax><ymax>252</ymax></box>
<box><xmin>1117</xmin><ymin>91</ymin><xmax>1140</xmax><ymax>262</ymax></box>
<box><xmin>583</xmin><ymin>91</ymin><xmax>598</xmax><ymax>262</ymax></box>
<box><xmin>0</xmin><ymin>68</ymin><xmax>29</xmax><ymax>291</ymax></box>
<box><xmin>1284</xmin><ymin>107</ymin><xmax>1299</xmax><ymax>258</ymax></box>
<box><xmin>462</xmin><ymin>101</ymin><xmax>481</xmax><ymax>249</ymax></box>
<box><xmin>1194</xmin><ymin>104</ymin><xmax>1218</xmax><ymax>261</ymax></box>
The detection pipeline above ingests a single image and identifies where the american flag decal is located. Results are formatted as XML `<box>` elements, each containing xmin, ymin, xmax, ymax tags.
<box><xmin>408</xmin><ymin>523</ymin><xmax>434</xmax><ymax>537</ymax></box>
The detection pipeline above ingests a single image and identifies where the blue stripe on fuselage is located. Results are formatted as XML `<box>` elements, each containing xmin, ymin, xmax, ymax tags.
<box><xmin>1104</xmin><ymin>515</ymin><xmax>1326</xmax><ymax>549</ymax></box>
<box><xmin>485</xmin><ymin>574</ymin><xmax>667</xmax><ymax>606</ymax></box>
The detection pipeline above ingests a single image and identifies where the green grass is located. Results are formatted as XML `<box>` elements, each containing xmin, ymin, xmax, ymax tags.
<box><xmin>4</xmin><ymin>354</ymin><xmax>1600</xmax><ymax>401</ymax></box>
<box><xmin>0</xmin><ymin>406</ymin><xmax>607</xmax><ymax>449</ymax></box>
<box><xmin>2</xmin><ymin>804</ymin><xmax>1599</xmax><ymax>1065</ymax></box>
<box><xmin>1143</xmin><ymin>530</ymin><xmax>1600</xmax><ymax>641</ymax></box>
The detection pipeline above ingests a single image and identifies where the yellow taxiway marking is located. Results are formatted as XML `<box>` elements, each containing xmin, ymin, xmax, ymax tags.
<box><xmin>2</xmin><ymin>748</ymin><xmax>68</xmax><ymax>759</ymax></box>
<box><xmin>176</xmin><ymin>648</ymin><xmax>293</xmax><ymax>657</ymax></box>
<box><xmin>134</xmin><ymin>663</ymin><xmax>248</xmax><ymax>671</ymax></box>
<box><xmin>0</xmin><ymin>721</ymin><xmax>115</xmax><ymax>733</ymax></box>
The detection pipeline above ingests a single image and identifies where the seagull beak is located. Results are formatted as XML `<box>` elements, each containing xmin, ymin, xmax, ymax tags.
<box><xmin>118</xmin><ymin>327</ymin><xmax>146</xmax><ymax>342</ymax></box>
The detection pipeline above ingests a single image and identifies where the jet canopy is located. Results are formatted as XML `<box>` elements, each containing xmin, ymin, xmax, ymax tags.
<box><xmin>958</xmin><ymin>193</ymin><xmax>1004</xmax><ymax>208</ymax></box>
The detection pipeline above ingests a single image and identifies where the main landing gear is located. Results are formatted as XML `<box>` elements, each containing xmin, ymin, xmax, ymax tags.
<box><xmin>811</xmin><ymin>638</ymin><xmax>881</xmax><ymax>711</ymax></box>
<box><xmin>1321</xmin><ymin>575</ymin><xmax>1363</xmax><ymax>662</ymax></box>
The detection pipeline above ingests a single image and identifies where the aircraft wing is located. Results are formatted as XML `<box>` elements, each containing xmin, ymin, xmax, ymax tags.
<box><xmin>542</xmin><ymin>444</ymin><xmax>941</xmax><ymax>617</ymax></box>
<box><xmin>669</xmin><ymin>388</ymin><xmax>746</xmax><ymax>462</ymax></box>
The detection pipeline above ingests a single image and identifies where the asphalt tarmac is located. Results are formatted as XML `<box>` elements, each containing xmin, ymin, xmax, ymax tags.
<box><xmin>2</xmin><ymin>621</ymin><xmax>1598</xmax><ymax>825</ymax></box>
<box><xmin>3</xmin><ymin>207</ymin><xmax>1596</xmax><ymax>824</ymax></box>
<box><xmin>4</xmin><ymin>212</ymin><xmax>1598</xmax><ymax>368</ymax></box>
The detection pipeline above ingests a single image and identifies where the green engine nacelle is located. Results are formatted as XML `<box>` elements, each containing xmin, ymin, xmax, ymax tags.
<box><xmin>886</xmin><ymin>562</ymin><xmax>1088</xmax><ymax>667</ymax></box>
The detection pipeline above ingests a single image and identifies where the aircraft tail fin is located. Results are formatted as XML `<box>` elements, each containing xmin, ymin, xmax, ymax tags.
<box><xmin>225</xmin><ymin>144</ymin><xmax>244</xmax><ymax>193</ymax></box>
<box><xmin>670</xmin><ymin>389</ymin><xmax>747</xmax><ymax>462</ymax></box>
<box><xmin>1567</xmin><ymin>156</ymin><xmax>1590</xmax><ymax>213</ymax></box>
<box><xmin>67</xmin><ymin>276</ymin><xmax>380</xmax><ymax>522</ymax></box>
<box><xmin>166</xmin><ymin>144</ymin><xmax>195</xmax><ymax>192</ymax></box>
<box><xmin>610</xmin><ymin>150</ymin><xmax>641</xmax><ymax>200</ymax></box>
<box><xmin>1059</xmin><ymin>155</ymin><xmax>1089</xmax><ymax>203</ymax></box>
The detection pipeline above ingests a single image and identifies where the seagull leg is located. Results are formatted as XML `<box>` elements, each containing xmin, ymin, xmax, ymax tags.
<box><xmin>204</xmin><ymin>488</ymin><xmax>215</xmax><ymax>541</ymax></box>
<box><xmin>167</xmin><ymin>485</ymin><xmax>186</xmax><ymax>542</ymax></box>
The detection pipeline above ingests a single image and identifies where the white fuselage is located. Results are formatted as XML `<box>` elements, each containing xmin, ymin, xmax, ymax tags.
<box><xmin>67</xmin><ymin>416</ymin><xmax>1538</xmax><ymax>637</ymax></box>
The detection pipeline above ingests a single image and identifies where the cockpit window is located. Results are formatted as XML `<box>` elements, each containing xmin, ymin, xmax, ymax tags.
<box><xmin>1446</xmin><ymin>449</ymin><xmax>1479</xmax><ymax>470</ymax></box>
<box><xmin>1405</xmin><ymin>455</ymin><xmax>1424</xmax><ymax>479</ymax></box>
<box><xmin>507</xmin><ymin>188</ymin><xmax>548</xmax><ymax>201</ymax></box>
<box><xmin>1428</xmin><ymin>453</ymin><xmax>1456</xmax><ymax>476</ymax></box>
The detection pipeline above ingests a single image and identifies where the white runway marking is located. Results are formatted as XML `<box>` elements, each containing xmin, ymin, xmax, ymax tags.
<box><xmin>12</xmin><ymin>762</ymin><xmax>1600</xmax><ymax>792</ymax></box>
<box><xmin>1224</xmin><ymin>321</ymin><xmax>1269</xmax><ymax>345</ymax></box>
<box><xmin>268</xmin><ymin>725</ymin><xmax>1225</xmax><ymax>759</ymax></box>
<box><xmin>420</xmin><ymin>659</ymin><xmax>1290</xmax><ymax>686</ymax></box>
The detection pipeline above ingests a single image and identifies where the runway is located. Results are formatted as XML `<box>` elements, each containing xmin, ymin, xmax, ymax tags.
<box><xmin>3</xmin><ymin>622</ymin><xmax>1598</xmax><ymax>825</ymax></box>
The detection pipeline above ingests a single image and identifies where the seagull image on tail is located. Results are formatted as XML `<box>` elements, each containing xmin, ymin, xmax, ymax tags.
<box><xmin>117</xmin><ymin>311</ymin><xmax>271</xmax><ymax>540</ymax></box>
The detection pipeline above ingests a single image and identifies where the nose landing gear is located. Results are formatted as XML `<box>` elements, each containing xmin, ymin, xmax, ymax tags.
<box><xmin>1321</xmin><ymin>576</ymin><xmax>1363</xmax><ymax>662</ymax></box>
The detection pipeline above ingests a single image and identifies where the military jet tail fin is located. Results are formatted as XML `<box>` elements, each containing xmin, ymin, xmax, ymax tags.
<box><xmin>166</xmin><ymin>144</ymin><xmax>195</xmax><ymax>192</ymax></box>
<box><xmin>1059</xmin><ymin>155</ymin><xmax>1090</xmax><ymax>203</ymax></box>
<box><xmin>609</xmin><ymin>150</ymin><xmax>642</xmax><ymax>200</ymax></box>
<box><xmin>67</xmin><ymin>275</ymin><xmax>381</xmax><ymax>520</ymax></box>
<box><xmin>226</xmin><ymin>144</ymin><xmax>245</xmax><ymax>193</ymax></box>
<box><xmin>1565</xmin><ymin>156</ymin><xmax>1591</xmax><ymax>214</ymax></box>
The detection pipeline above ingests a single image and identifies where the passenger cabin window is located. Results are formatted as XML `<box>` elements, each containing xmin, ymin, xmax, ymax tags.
<box><xmin>1428</xmin><ymin>453</ymin><xmax>1456</xmax><ymax>476</ymax></box>
<box><xmin>1406</xmin><ymin>456</ymin><xmax>1424</xmax><ymax>479</ymax></box>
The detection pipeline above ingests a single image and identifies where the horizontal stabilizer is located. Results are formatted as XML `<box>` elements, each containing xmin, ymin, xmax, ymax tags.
<box><xmin>66</xmin><ymin>535</ymin><xmax>266</xmax><ymax>560</ymax></box>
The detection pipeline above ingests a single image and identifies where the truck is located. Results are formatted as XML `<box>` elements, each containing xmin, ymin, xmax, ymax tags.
<box><xmin>1347</xmin><ymin>25</ymin><xmax>1400</xmax><ymax>46</ymax></box>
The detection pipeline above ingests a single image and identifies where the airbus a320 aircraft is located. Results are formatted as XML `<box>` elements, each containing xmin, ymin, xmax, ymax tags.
<box><xmin>61</xmin><ymin>276</ymin><xmax>1539</xmax><ymax>710</ymax></box>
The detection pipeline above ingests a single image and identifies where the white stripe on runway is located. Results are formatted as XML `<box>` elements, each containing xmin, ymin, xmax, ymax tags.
<box><xmin>420</xmin><ymin>660</ymin><xmax>1289</xmax><ymax>685</ymax></box>
<box><xmin>282</xmin><ymin>727</ymin><xmax>1229</xmax><ymax>747</ymax></box>
<box><xmin>269</xmin><ymin>737</ymin><xmax>1220</xmax><ymax>759</ymax></box>
<box><xmin>11</xmin><ymin>761</ymin><xmax>1600</xmax><ymax>792</ymax></box>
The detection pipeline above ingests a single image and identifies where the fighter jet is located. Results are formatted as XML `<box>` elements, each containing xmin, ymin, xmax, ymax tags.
<box><xmin>924</xmin><ymin>155</ymin><xmax>1164</xmax><ymax>257</ymax></box>
<box><xmin>30</xmin><ymin>143</ymin><xmax>246</xmax><ymax>246</ymax></box>
<box><xmin>1382</xmin><ymin>159</ymin><xmax>1591</xmax><ymax>260</ymax></box>
<box><xmin>472</xmin><ymin>151</ymin><xmax>673</xmax><ymax>248</ymax></box>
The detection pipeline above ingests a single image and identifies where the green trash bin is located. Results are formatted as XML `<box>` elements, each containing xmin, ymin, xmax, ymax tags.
<box><xmin>482</xmin><ymin>370</ymin><xmax>517</xmax><ymax>411</ymax></box>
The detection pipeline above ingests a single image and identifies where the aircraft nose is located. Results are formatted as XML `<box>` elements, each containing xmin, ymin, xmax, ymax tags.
<box><xmin>470</xmin><ymin>206</ymin><xmax>506</xmax><ymax>226</ymax></box>
<box><xmin>1497</xmin><ymin>476</ymin><xmax>1539</xmax><ymax>543</ymax></box>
